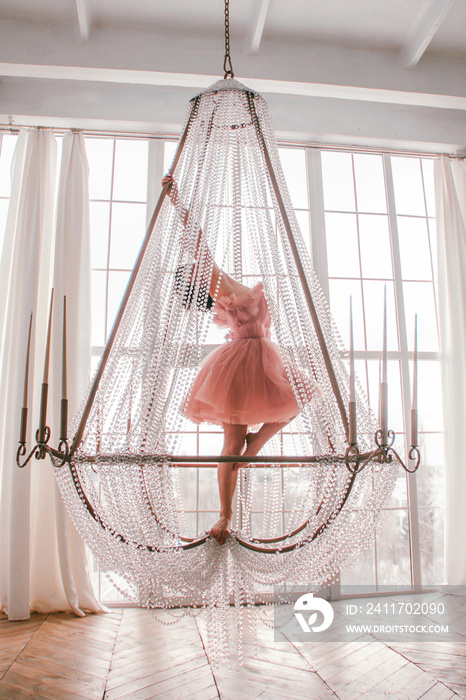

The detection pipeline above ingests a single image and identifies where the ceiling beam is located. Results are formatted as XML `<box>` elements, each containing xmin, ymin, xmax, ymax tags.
<box><xmin>2</xmin><ymin>63</ymin><xmax>466</xmax><ymax>111</ymax></box>
<box><xmin>74</xmin><ymin>0</ymin><xmax>90</xmax><ymax>42</ymax></box>
<box><xmin>403</xmin><ymin>0</ymin><xmax>457</xmax><ymax>68</ymax></box>
<box><xmin>246</xmin><ymin>0</ymin><xmax>271</xmax><ymax>55</ymax></box>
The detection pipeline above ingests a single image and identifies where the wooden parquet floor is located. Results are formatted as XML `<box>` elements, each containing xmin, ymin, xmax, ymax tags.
<box><xmin>0</xmin><ymin>594</ymin><xmax>465</xmax><ymax>700</ymax></box>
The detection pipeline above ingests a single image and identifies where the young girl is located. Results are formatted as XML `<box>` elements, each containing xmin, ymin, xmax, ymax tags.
<box><xmin>163</xmin><ymin>174</ymin><xmax>313</xmax><ymax>545</ymax></box>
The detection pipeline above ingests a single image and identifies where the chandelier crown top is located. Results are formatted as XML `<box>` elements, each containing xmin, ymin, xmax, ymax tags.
<box><xmin>194</xmin><ymin>78</ymin><xmax>258</xmax><ymax>100</ymax></box>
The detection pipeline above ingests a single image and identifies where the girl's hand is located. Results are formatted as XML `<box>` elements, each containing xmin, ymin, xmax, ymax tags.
<box><xmin>162</xmin><ymin>174</ymin><xmax>179</xmax><ymax>204</ymax></box>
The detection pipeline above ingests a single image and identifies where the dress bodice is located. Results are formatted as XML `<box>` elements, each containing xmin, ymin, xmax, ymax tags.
<box><xmin>213</xmin><ymin>282</ymin><xmax>271</xmax><ymax>341</ymax></box>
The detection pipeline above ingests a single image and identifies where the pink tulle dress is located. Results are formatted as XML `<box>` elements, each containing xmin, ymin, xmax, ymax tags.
<box><xmin>182</xmin><ymin>282</ymin><xmax>300</xmax><ymax>426</ymax></box>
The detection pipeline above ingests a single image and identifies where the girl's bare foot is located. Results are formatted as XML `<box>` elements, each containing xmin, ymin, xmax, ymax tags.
<box><xmin>209</xmin><ymin>515</ymin><xmax>231</xmax><ymax>544</ymax></box>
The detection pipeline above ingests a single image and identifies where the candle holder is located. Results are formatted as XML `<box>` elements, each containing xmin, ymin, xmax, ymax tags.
<box><xmin>16</xmin><ymin>292</ymin><xmax>70</xmax><ymax>469</ymax></box>
<box><xmin>16</xmin><ymin>428</ymin><xmax>69</xmax><ymax>469</ymax></box>
<box><xmin>344</xmin><ymin>428</ymin><xmax>420</xmax><ymax>476</ymax></box>
<box><xmin>344</xmin><ymin>299</ymin><xmax>421</xmax><ymax>476</ymax></box>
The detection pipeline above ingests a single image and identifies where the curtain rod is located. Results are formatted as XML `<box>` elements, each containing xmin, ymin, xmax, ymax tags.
<box><xmin>0</xmin><ymin>123</ymin><xmax>463</xmax><ymax>159</ymax></box>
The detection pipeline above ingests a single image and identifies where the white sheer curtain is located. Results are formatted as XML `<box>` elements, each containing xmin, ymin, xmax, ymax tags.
<box><xmin>0</xmin><ymin>129</ymin><xmax>104</xmax><ymax>618</ymax></box>
<box><xmin>435</xmin><ymin>156</ymin><xmax>466</xmax><ymax>586</ymax></box>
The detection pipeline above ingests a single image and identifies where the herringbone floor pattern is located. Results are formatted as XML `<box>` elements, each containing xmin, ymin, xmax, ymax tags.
<box><xmin>0</xmin><ymin>595</ymin><xmax>465</xmax><ymax>699</ymax></box>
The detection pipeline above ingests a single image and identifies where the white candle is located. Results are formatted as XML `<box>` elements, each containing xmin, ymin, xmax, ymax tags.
<box><xmin>349</xmin><ymin>296</ymin><xmax>355</xmax><ymax>402</ymax></box>
<box><xmin>382</xmin><ymin>285</ymin><xmax>387</xmax><ymax>384</ymax></box>
<box><xmin>43</xmin><ymin>289</ymin><xmax>54</xmax><ymax>384</ymax></box>
<box><xmin>349</xmin><ymin>296</ymin><xmax>357</xmax><ymax>444</ymax></box>
<box><xmin>61</xmin><ymin>296</ymin><xmax>67</xmax><ymax>401</ymax></box>
<box><xmin>411</xmin><ymin>314</ymin><xmax>418</xmax><ymax>447</ymax></box>
<box><xmin>378</xmin><ymin>352</ymin><xmax>382</xmax><ymax>424</ymax></box>
<box><xmin>19</xmin><ymin>312</ymin><xmax>33</xmax><ymax>444</ymax></box>
<box><xmin>60</xmin><ymin>296</ymin><xmax>68</xmax><ymax>442</ymax></box>
<box><xmin>380</xmin><ymin>286</ymin><xmax>388</xmax><ymax>443</ymax></box>
<box><xmin>39</xmin><ymin>289</ymin><xmax>54</xmax><ymax>441</ymax></box>
<box><xmin>23</xmin><ymin>312</ymin><xmax>33</xmax><ymax>409</ymax></box>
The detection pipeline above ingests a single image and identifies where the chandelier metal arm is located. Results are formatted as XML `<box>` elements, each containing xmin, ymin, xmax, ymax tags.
<box><xmin>73</xmin><ymin>452</ymin><xmax>373</xmax><ymax>466</ymax></box>
<box><xmin>72</xmin><ymin>444</ymin><xmax>422</xmax><ymax>473</ymax></box>
<box><xmin>16</xmin><ymin>433</ymin><xmax>69</xmax><ymax>469</ymax></box>
<box><xmin>246</xmin><ymin>92</ymin><xmax>350</xmax><ymax>440</ymax></box>
<box><xmin>343</xmin><ymin>430</ymin><xmax>420</xmax><ymax>474</ymax></box>
<box><xmin>375</xmin><ymin>428</ymin><xmax>395</xmax><ymax>449</ymax></box>
<box><xmin>68</xmin><ymin>96</ymin><xmax>201</xmax><ymax>460</ymax></box>
<box><xmin>393</xmin><ymin>446</ymin><xmax>420</xmax><ymax>473</ymax></box>
<box><xmin>68</xmin><ymin>460</ymin><xmax>357</xmax><ymax>554</ymax></box>
<box><xmin>138</xmin><ymin>105</ymin><xmax>218</xmax><ymax>449</ymax></box>
<box><xmin>408</xmin><ymin>445</ymin><xmax>421</xmax><ymax>471</ymax></box>
<box><xmin>16</xmin><ymin>443</ymin><xmax>40</xmax><ymax>468</ymax></box>
<box><xmin>229</xmin><ymin>473</ymin><xmax>358</xmax><ymax>553</ymax></box>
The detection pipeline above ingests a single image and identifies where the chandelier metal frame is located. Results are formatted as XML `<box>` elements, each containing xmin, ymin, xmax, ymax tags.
<box><xmin>16</xmin><ymin>83</ymin><xmax>421</xmax><ymax>558</ymax></box>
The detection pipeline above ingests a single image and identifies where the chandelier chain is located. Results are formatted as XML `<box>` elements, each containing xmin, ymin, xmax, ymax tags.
<box><xmin>223</xmin><ymin>0</ymin><xmax>234</xmax><ymax>79</ymax></box>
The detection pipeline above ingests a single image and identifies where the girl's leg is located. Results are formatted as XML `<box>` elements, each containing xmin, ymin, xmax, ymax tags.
<box><xmin>210</xmin><ymin>422</ymin><xmax>248</xmax><ymax>544</ymax></box>
<box><xmin>233</xmin><ymin>421</ymin><xmax>290</xmax><ymax>470</ymax></box>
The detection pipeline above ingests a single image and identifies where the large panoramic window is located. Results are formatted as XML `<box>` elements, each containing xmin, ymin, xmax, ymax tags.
<box><xmin>84</xmin><ymin>137</ymin><xmax>442</xmax><ymax>599</ymax></box>
<box><xmin>318</xmin><ymin>150</ymin><xmax>441</xmax><ymax>589</ymax></box>
<box><xmin>0</xmin><ymin>131</ymin><xmax>443</xmax><ymax>602</ymax></box>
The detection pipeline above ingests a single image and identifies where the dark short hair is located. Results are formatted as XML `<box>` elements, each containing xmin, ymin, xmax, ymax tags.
<box><xmin>174</xmin><ymin>264</ymin><xmax>214</xmax><ymax>311</ymax></box>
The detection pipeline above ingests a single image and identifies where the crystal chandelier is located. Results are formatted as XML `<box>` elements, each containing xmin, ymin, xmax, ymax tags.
<box><xmin>15</xmin><ymin>0</ymin><xmax>420</xmax><ymax>661</ymax></box>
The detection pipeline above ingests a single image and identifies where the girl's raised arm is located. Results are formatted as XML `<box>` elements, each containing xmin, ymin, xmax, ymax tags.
<box><xmin>162</xmin><ymin>174</ymin><xmax>225</xmax><ymax>297</ymax></box>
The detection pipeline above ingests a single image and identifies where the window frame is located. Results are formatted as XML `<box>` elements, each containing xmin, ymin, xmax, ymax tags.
<box><xmin>308</xmin><ymin>148</ymin><xmax>441</xmax><ymax>593</ymax></box>
<box><xmin>0</xmin><ymin>129</ymin><xmax>443</xmax><ymax>602</ymax></box>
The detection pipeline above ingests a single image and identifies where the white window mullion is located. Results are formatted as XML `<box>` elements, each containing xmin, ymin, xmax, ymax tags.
<box><xmin>146</xmin><ymin>139</ymin><xmax>165</xmax><ymax>227</ymax></box>
<box><xmin>105</xmin><ymin>140</ymin><xmax>117</xmax><ymax>342</ymax></box>
<box><xmin>306</xmin><ymin>148</ymin><xmax>341</xmax><ymax>598</ymax></box>
<box><xmin>383</xmin><ymin>154</ymin><xmax>422</xmax><ymax>590</ymax></box>
<box><xmin>306</xmin><ymin>149</ymin><xmax>329</xmax><ymax>300</ymax></box>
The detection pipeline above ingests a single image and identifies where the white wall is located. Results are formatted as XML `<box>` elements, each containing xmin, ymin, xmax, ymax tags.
<box><xmin>1</xmin><ymin>18</ymin><xmax>465</xmax><ymax>152</ymax></box>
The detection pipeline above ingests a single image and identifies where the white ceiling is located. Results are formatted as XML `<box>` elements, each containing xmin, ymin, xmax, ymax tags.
<box><xmin>1</xmin><ymin>0</ymin><xmax>465</xmax><ymax>54</ymax></box>
<box><xmin>1</xmin><ymin>0</ymin><xmax>465</xmax><ymax>152</ymax></box>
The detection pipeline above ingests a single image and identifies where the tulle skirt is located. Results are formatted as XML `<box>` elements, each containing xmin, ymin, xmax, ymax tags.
<box><xmin>182</xmin><ymin>337</ymin><xmax>300</xmax><ymax>426</ymax></box>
